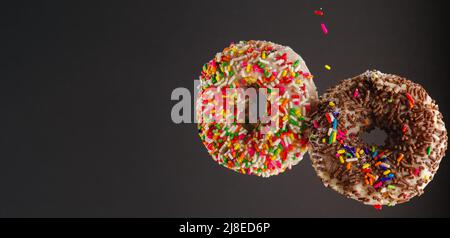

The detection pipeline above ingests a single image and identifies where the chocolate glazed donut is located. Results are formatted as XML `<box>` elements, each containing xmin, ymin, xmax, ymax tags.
<box><xmin>308</xmin><ymin>70</ymin><xmax>447</xmax><ymax>207</ymax></box>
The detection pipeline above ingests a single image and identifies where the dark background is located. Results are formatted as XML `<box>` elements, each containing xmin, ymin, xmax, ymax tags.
<box><xmin>1</xmin><ymin>0</ymin><xmax>449</xmax><ymax>217</ymax></box>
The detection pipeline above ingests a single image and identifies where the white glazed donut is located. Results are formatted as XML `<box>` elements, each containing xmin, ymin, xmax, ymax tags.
<box><xmin>196</xmin><ymin>40</ymin><xmax>318</xmax><ymax>177</ymax></box>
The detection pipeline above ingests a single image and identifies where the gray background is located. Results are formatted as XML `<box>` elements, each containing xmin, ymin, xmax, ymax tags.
<box><xmin>1</xmin><ymin>0</ymin><xmax>449</xmax><ymax>217</ymax></box>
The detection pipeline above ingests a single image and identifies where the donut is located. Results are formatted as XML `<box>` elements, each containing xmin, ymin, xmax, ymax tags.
<box><xmin>308</xmin><ymin>70</ymin><xmax>447</xmax><ymax>207</ymax></box>
<box><xmin>196</xmin><ymin>40</ymin><xmax>318</xmax><ymax>177</ymax></box>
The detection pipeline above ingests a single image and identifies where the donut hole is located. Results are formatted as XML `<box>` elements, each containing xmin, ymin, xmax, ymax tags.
<box><xmin>361</xmin><ymin>127</ymin><xmax>388</xmax><ymax>147</ymax></box>
<box><xmin>243</xmin><ymin>95</ymin><xmax>260</xmax><ymax>131</ymax></box>
<box><xmin>240</xmin><ymin>85</ymin><xmax>261</xmax><ymax>132</ymax></box>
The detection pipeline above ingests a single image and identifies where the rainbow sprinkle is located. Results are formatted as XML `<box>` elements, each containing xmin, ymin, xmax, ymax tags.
<box><xmin>321</xmin><ymin>23</ymin><xmax>328</xmax><ymax>34</ymax></box>
<box><xmin>373</xmin><ymin>204</ymin><xmax>382</xmax><ymax>210</ymax></box>
<box><xmin>405</xmin><ymin>93</ymin><xmax>415</xmax><ymax>108</ymax></box>
<box><xmin>314</xmin><ymin>10</ymin><xmax>324</xmax><ymax>16</ymax></box>
<box><xmin>426</xmin><ymin>146</ymin><xmax>432</xmax><ymax>156</ymax></box>
<box><xmin>353</xmin><ymin>88</ymin><xmax>359</xmax><ymax>98</ymax></box>
<box><xmin>321</xmin><ymin>106</ymin><xmax>401</xmax><ymax>192</ymax></box>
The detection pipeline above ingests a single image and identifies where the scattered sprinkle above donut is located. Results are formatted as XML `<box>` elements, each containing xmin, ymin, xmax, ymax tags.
<box><xmin>321</xmin><ymin>23</ymin><xmax>328</xmax><ymax>34</ymax></box>
<box><xmin>324</xmin><ymin>64</ymin><xmax>331</xmax><ymax>70</ymax></box>
<box><xmin>314</xmin><ymin>10</ymin><xmax>324</xmax><ymax>16</ymax></box>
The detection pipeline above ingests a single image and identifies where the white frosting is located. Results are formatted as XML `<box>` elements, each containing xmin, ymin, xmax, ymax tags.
<box><xmin>197</xmin><ymin>40</ymin><xmax>318</xmax><ymax>177</ymax></box>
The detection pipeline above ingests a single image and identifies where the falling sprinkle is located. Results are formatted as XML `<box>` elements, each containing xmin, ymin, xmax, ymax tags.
<box><xmin>373</xmin><ymin>204</ymin><xmax>382</xmax><ymax>211</ymax></box>
<box><xmin>321</xmin><ymin>23</ymin><xmax>328</xmax><ymax>34</ymax></box>
<box><xmin>314</xmin><ymin>10</ymin><xmax>324</xmax><ymax>16</ymax></box>
<box><xmin>324</xmin><ymin>64</ymin><xmax>331</xmax><ymax>70</ymax></box>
